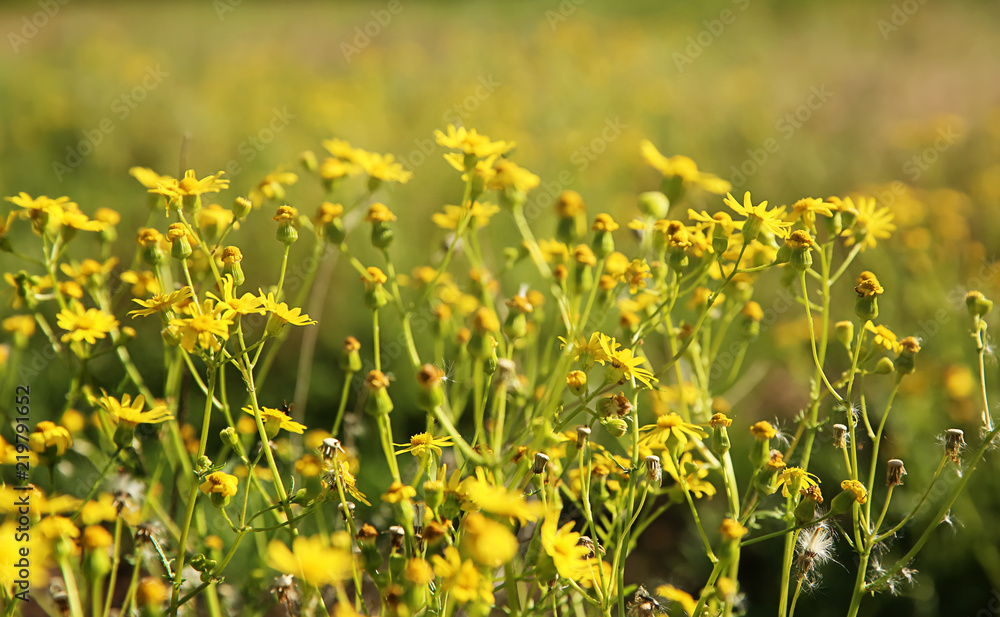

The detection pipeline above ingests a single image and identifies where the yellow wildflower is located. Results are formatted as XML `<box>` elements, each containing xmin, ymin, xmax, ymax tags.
<box><xmin>435</xmin><ymin>124</ymin><xmax>515</xmax><ymax>159</ymax></box>
<box><xmin>541</xmin><ymin>510</ymin><xmax>593</xmax><ymax>581</ymax></box>
<box><xmin>267</xmin><ymin>535</ymin><xmax>354</xmax><ymax>587</ymax></box>
<box><xmin>199</xmin><ymin>472</ymin><xmax>239</xmax><ymax>498</ymax></box>
<box><xmin>56</xmin><ymin>302</ymin><xmax>118</xmax><ymax>344</ymax></box>
<box><xmin>725</xmin><ymin>191</ymin><xmax>793</xmax><ymax>240</ymax></box>
<box><xmin>395</xmin><ymin>432</ymin><xmax>454</xmax><ymax>458</ymax></box>
<box><xmin>432</xmin><ymin>546</ymin><xmax>494</xmax><ymax>605</ymax></box>
<box><xmin>128</xmin><ymin>286</ymin><xmax>194</xmax><ymax>318</ymax></box>
<box><xmin>460</xmin><ymin>512</ymin><xmax>518</xmax><ymax>567</ymax></box>
<box><xmin>242</xmin><ymin>405</ymin><xmax>307</xmax><ymax>435</ymax></box>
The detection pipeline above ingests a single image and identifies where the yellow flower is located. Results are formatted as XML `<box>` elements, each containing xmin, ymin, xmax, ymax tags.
<box><xmin>789</xmin><ymin>197</ymin><xmax>834</xmax><ymax>227</ymax></box>
<box><xmin>322</xmin><ymin>138</ymin><xmax>363</xmax><ymax>162</ymax></box>
<box><xmin>242</xmin><ymin>405</ymin><xmax>307</xmax><ymax>435</ymax></box>
<box><xmin>724</xmin><ymin>191</ymin><xmax>793</xmax><ymax>239</ymax></box>
<box><xmin>207</xmin><ymin>276</ymin><xmax>265</xmax><ymax>320</ymax></box>
<box><xmin>3</xmin><ymin>315</ymin><xmax>36</xmax><ymax>339</ymax></box>
<box><xmin>431</xmin><ymin>546</ymin><xmax>494</xmax><ymax>605</ymax></box>
<box><xmin>640</xmin><ymin>140</ymin><xmax>731</xmax><ymax>194</ymax></box>
<box><xmin>435</xmin><ymin>125</ymin><xmax>515</xmax><ymax>159</ymax></box>
<box><xmin>655</xmin><ymin>585</ymin><xmax>698</xmax><ymax>617</ymax></box>
<box><xmin>29</xmin><ymin>421</ymin><xmax>73</xmax><ymax>456</ymax></box>
<box><xmin>354</xmin><ymin>150</ymin><xmax>413</xmax><ymax>184</ymax></box>
<box><xmin>719</xmin><ymin>518</ymin><xmax>748</xmax><ymax>540</ymax></box>
<box><xmin>395</xmin><ymin>432</ymin><xmax>454</xmax><ymax>458</ymax></box>
<box><xmin>488</xmin><ymin>159</ymin><xmax>540</xmax><ymax>193</ymax></box>
<box><xmin>199</xmin><ymin>472</ymin><xmax>239</xmax><ymax>498</ymax></box>
<box><xmin>6</xmin><ymin>193</ymin><xmax>75</xmax><ymax>214</ymax></box>
<box><xmin>119</xmin><ymin>270</ymin><xmax>160</xmax><ymax>297</ymax></box>
<box><xmin>128</xmin><ymin>286</ymin><xmax>194</xmax><ymax>318</ymax></box>
<box><xmin>541</xmin><ymin>510</ymin><xmax>593</xmax><ymax>581</ymax></box>
<box><xmin>864</xmin><ymin>321</ymin><xmax>902</xmax><ymax>354</ymax></box>
<box><xmin>169</xmin><ymin>300</ymin><xmax>233</xmax><ymax>353</ymax></box>
<box><xmin>462</xmin><ymin>473</ymin><xmax>543</xmax><ymax>524</ymax></box>
<box><xmin>592</xmin><ymin>213</ymin><xmax>619</xmax><ymax>232</ymax></box>
<box><xmin>841</xmin><ymin>196</ymin><xmax>895</xmax><ymax>250</ymax></box>
<box><xmin>622</xmin><ymin>259</ymin><xmax>651</xmax><ymax>294</ymax></box>
<box><xmin>750</xmin><ymin>421</ymin><xmax>777</xmax><ymax>439</ymax></box>
<box><xmin>326</xmin><ymin>460</ymin><xmax>371</xmax><ymax>506</ymax></box>
<box><xmin>432</xmin><ymin>202</ymin><xmax>500</xmax><ymax>230</ymax></box>
<box><xmin>259</xmin><ymin>291</ymin><xmax>317</xmax><ymax>328</ymax></box>
<box><xmin>97</xmin><ymin>392</ymin><xmax>174</xmax><ymax>427</ymax></box>
<box><xmin>149</xmin><ymin>169</ymin><xmax>229</xmax><ymax>202</ymax></box>
<box><xmin>129</xmin><ymin>166</ymin><xmax>173</xmax><ymax>190</ymax></box>
<box><xmin>381</xmin><ymin>481</ymin><xmax>417</xmax><ymax>504</ymax></box>
<box><xmin>776</xmin><ymin>467</ymin><xmax>820</xmax><ymax>498</ymax></box>
<box><xmin>257</xmin><ymin>171</ymin><xmax>298</xmax><ymax>200</ymax></box>
<box><xmin>667</xmin><ymin>451</ymin><xmax>717</xmax><ymax>499</ymax></box>
<box><xmin>840</xmin><ymin>479</ymin><xmax>868</xmax><ymax>504</ymax></box>
<box><xmin>267</xmin><ymin>535</ymin><xmax>354</xmax><ymax>587</ymax></box>
<box><xmin>60</xmin><ymin>258</ymin><xmax>118</xmax><ymax>287</ymax></box>
<box><xmin>599</xmin><ymin>336</ymin><xmax>657</xmax><ymax>388</ymax></box>
<box><xmin>405</xmin><ymin>558</ymin><xmax>435</xmax><ymax>585</ymax></box>
<box><xmin>56</xmin><ymin>302</ymin><xmax>118</xmax><ymax>344</ymax></box>
<box><xmin>639</xmin><ymin>413</ymin><xmax>708</xmax><ymax>450</ymax></box>
<box><xmin>365</xmin><ymin>203</ymin><xmax>397</xmax><ymax>223</ymax></box>
<box><xmin>460</xmin><ymin>512</ymin><xmax>518</xmax><ymax>567</ymax></box>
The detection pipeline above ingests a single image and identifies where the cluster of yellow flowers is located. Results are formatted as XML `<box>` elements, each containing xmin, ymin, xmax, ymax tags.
<box><xmin>1</xmin><ymin>124</ymin><xmax>996</xmax><ymax>617</ymax></box>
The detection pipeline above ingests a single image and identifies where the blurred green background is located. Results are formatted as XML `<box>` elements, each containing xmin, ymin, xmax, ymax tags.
<box><xmin>3</xmin><ymin>1</ymin><xmax>1000</xmax><ymax>615</ymax></box>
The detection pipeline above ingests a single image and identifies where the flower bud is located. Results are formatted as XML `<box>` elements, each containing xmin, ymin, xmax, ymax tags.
<box><xmin>364</xmin><ymin>370</ymin><xmax>393</xmax><ymax>416</ymax></box>
<box><xmin>221</xmin><ymin>427</ymin><xmax>247</xmax><ymax>463</ymax></box>
<box><xmin>591</xmin><ymin>214</ymin><xmax>618</xmax><ymax>258</ymax></box>
<box><xmin>710</xmin><ymin>413</ymin><xmax>732</xmax><ymax>456</ymax></box>
<box><xmin>637</xmin><ymin>191</ymin><xmax>670</xmax><ymax>219</ymax></box>
<box><xmin>895</xmin><ymin>337</ymin><xmax>920</xmax><ymax>376</ymax></box>
<box><xmin>740</xmin><ymin>302</ymin><xmax>763</xmax><ymax>340</ymax></box>
<box><xmin>854</xmin><ymin>272</ymin><xmax>884</xmax><ymax>322</ymax></box>
<box><xmin>416</xmin><ymin>364</ymin><xmax>446</xmax><ymax>411</ymax></box>
<box><xmin>749</xmin><ymin>421</ymin><xmax>776</xmax><ymax>469</ymax></box>
<box><xmin>300</xmin><ymin>150</ymin><xmax>318</xmax><ymax>172</ymax></box>
<box><xmin>785</xmin><ymin>230</ymin><xmax>814</xmax><ymax>272</ymax></box>
<box><xmin>340</xmin><ymin>336</ymin><xmax>363</xmax><ymax>373</ymax></box>
<box><xmin>602</xmin><ymin>416</ymin><xmax>628</xmax><ymax>438</ymax></box>
<box><xmin>366</xmin><ymin>203</ymin><xmax>397</xmax><ymax>249</ymax></box>
<box><xmin>829</xmin><ymin>479</ymin><xmax>867</xmax><ymax>515</ymax></box>
<box><xmin>966</xmin><ymin>291</ymin><xmax>993</xmax><ymax>317</ymax></box>
<box><xmin>232</xmin><ymin>196</ymin><xmax>253</xmax><ymax>219</ymax></box>
<box><xmin>566</xmin><ymin>370</ymin><xmax>587</xmax><ymax>396</ymax></box>
<box><xmin>362</xmin><ymin>267</ymin><xmax>390</xmax><ymax>310</ymax></box>
<box><xmin>221</xmin><ymin>246</ymin><xmax>245</xmax><ymax>286</ymax></box>
<box><xmin>576</xmin><ymin>425</ymin><xmax>591</xmax><ymax>449</ymax></box>
<box><xmin>794</xmin><ymin>485</ymin><xmax>824</xmax><ymax>526</ymax></box>
<box><xmin>137</xmin><ymin>228</ymin><xmax>164</xmax><ymax>266</ymax></box>
<box><xmin>874</xmin><ymin>357</ymin><xmax>895</xmax><ymax>375</ymax></box>
<box><xmin>166</xmin><ymin>223</ymin><xmax>193</xmax><ymax>260</ymax></box>
<box><xmin>835</xmin><ymin>321</ymin><xmax>854</xmax><ymax>350</ymax></box>
<box><xmin>273</xmin><ymin>205</ymin><xmax>299</xmax><ymax>245</ymax></box>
